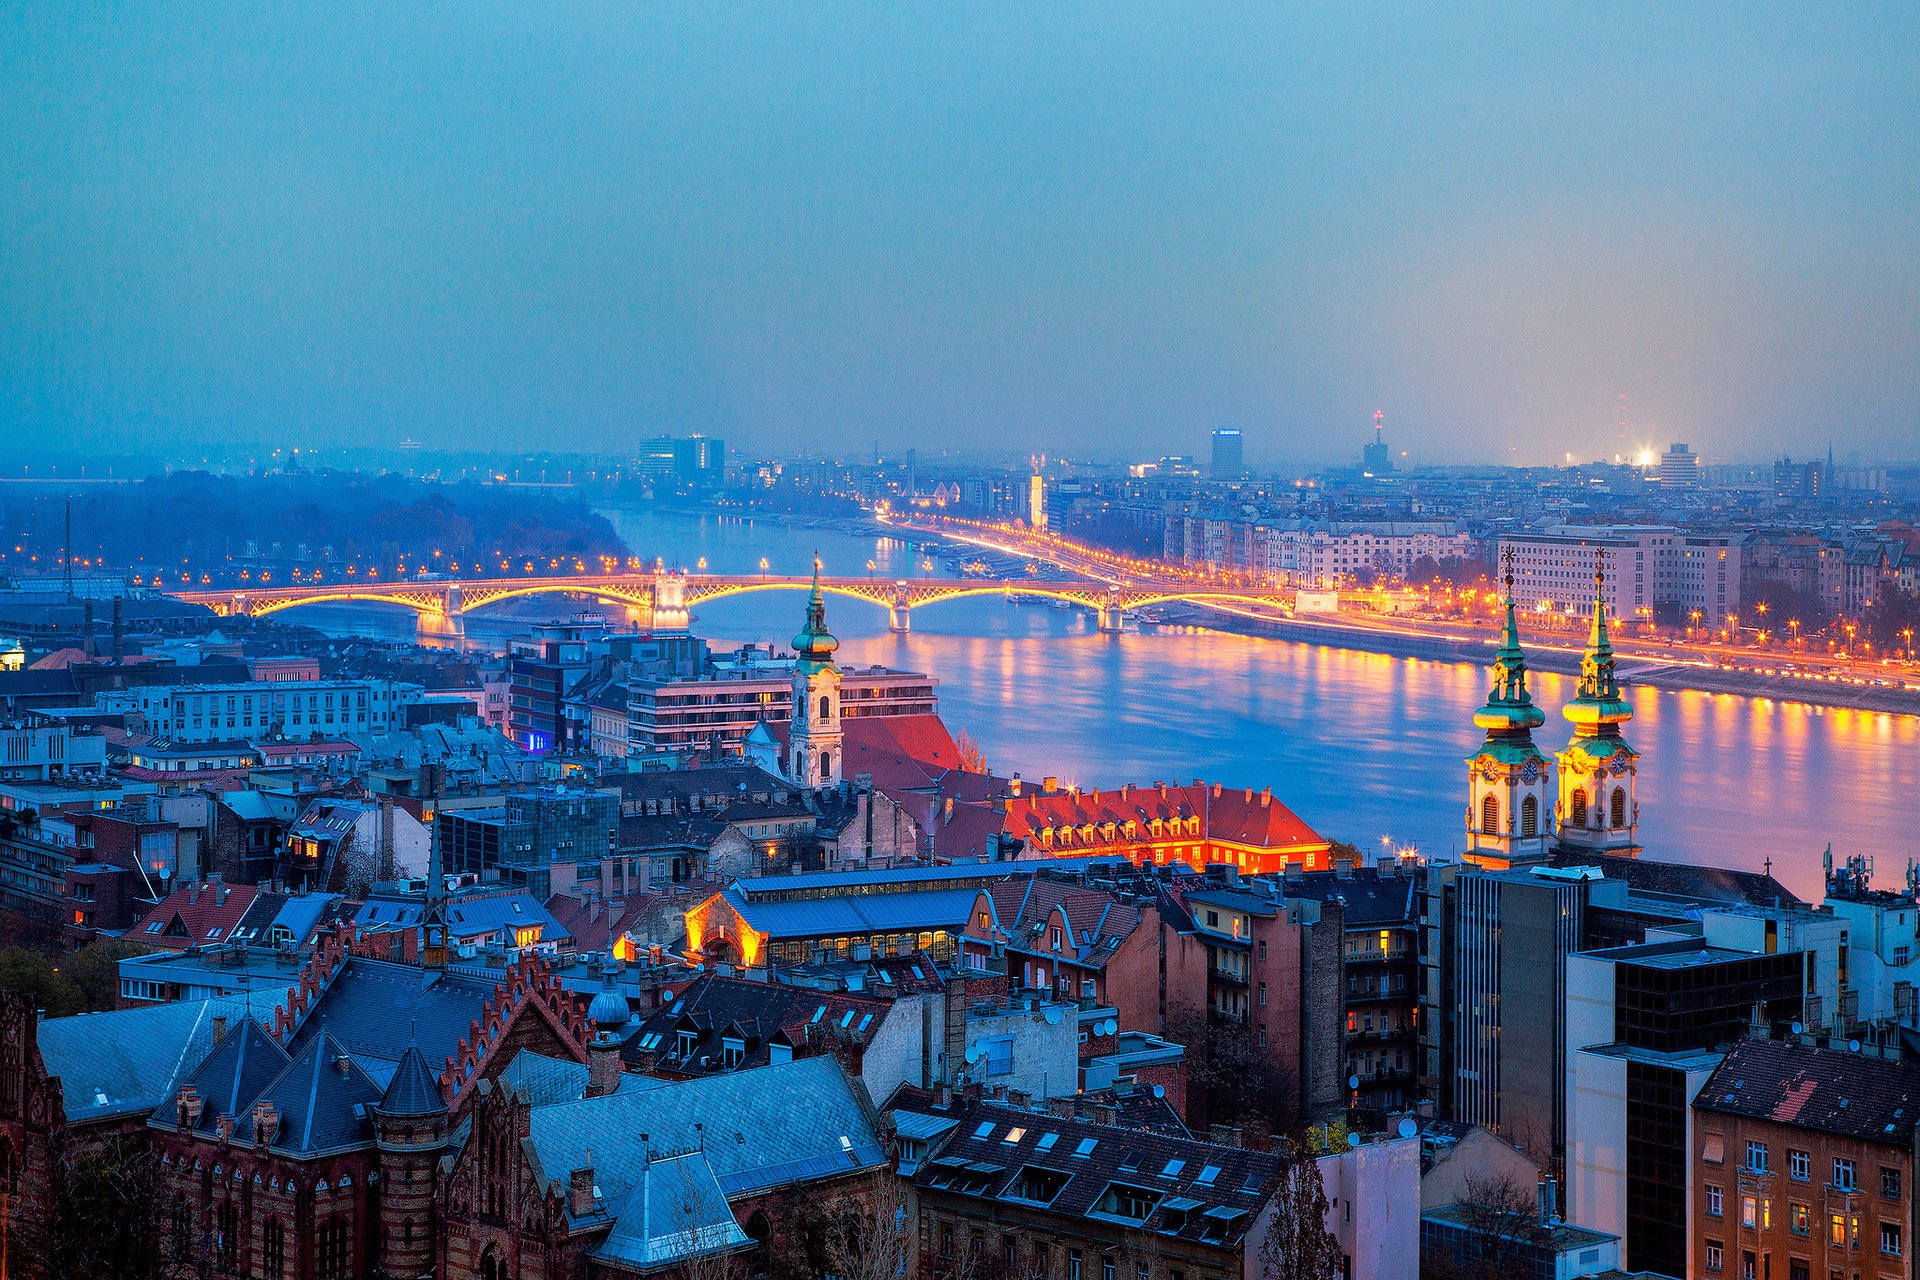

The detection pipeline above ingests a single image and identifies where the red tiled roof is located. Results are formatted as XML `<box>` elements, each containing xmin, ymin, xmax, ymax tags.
<box><xmin>130</xmin><ymin>880</ymin><xmax>261</xmax><ymax>951</ymax></box>
<box><xmin>1003</xmin><ymin>782</ymin><xmax>1325</xmax><ymax>853</ymax></box>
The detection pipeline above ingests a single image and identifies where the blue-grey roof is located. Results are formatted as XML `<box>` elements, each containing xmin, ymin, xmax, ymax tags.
<box><xmin>185</xmin><ymin>1018</ymin><xmax>290</xmax><ymax>1131</ymax></box>
<box><xmin>722</xmin><ymin>885</ymin><xmax>980</xmax><ymax>939</ymax></box>
<box><xmin>730</xmin><ymin>863</ymin><xmax>1024</xmax><ymax>898</ymax></box>
<box><xmin>38</xmin><ymin>998</ymin><xmax>254</xmax><ymax>1123</ymax></box>
<box><xmin>523</xmin><ymin>1057</ymin><xmax>885</xmax><ymax>1210</ymax></box>
<box><xmin>595</xmin><ymin>1151</ymin><xmax>751</xmax><ymax>1269</ymax></box>
<box><xmin>284</xmin><ymin>958</ymin><xmax>504</xmax><ymax>1086</ymax></box>
<box><xmin>267</xmin><ymin>893</ymin><xmax>341</xmax><ymax>947</ymax></box>
<box><xmin>356</xmin><ymin>892</ymin><xmax>570</xmax><ymax>943</ymax></box>
<box><xmin>377</xmin><ymin>1043</ymin><xmax>449</xmax><ymax>1117</ymax></box>
<box><xmin>496</xmin><ymin>1050</ymin><xmax>665</xmax><ymax>1108</ymax></box>
<box><xmin>258</xmin><ymin>1031</ymin><xmax>383</xmax><ymax>1154</ymax></box>
<box><xmin>891</xmin><ymin>1109</ymin><xmax>959</xmax><ymax>1143</ymax></box>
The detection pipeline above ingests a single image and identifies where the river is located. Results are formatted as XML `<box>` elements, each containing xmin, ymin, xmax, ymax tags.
<box><xmin>272</xmin><ymin>506</ymin><xmax>1920</xmax><ymax>901</ymax></box>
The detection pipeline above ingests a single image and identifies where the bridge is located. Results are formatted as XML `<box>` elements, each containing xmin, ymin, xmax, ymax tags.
<box><xmin>167</xmin><ymin>572</ymin><xmax>1294</xmax><ymax>638</ymax></box>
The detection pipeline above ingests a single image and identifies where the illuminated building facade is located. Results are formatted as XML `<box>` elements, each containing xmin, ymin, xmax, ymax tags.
<box><xmin>1464</xmin><ymin>557</ymin><xmax>1555</xmax><ymax>865</ymax></box>
<box><xmin>788</xmin><ymin>565</ymin><xmax>843</xmax><ymax>789</ymax></box>
<box><xmin>1556</xmin><ymin>556</ymin><xmax>1641</xmax><ymax>856</ymax></box>
<box><xmin>999</xmin><ymin>778</ymin><xmax>1333</xmax><ymax>874</ymax></box>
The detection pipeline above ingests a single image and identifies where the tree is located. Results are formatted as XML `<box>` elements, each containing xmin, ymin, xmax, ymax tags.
<box><xmin>956</xmin><ymin>730</ymin><xmax>990</xmax><ymax>776</ymax></box>
<box><xmin>0</xmin><ymin>947</ymin><xmax>85</xmax><ymax>1018</ymax></box>
<box><xmin>24</xmin><ymin>1132</ymin><xmax>176</xmax><ymax>1280</ymax></box>
<box><xmin>64</xmin><ymin>938</ymin><xmax>151</xmax><ymax>1012</ymax></box>
<box><xmin>1168</xmin><ymin>1009</ymin><xmax>1301</xmax><ymax>1135</ymax></box>
<box><xmin>1420</xmin><ymin>1172</ymin><xmax>1550</xmax><ymax>1280</ymax></box>
<box><xmin>819</xmin><ymin>1172</ymin><xmax>913</xmax><ymax>1280</ymax></box>
<box><xmin>1259</xmin><ymin>1139</ymin><xmax>1344</xmax><ymax>1280</ymax></box>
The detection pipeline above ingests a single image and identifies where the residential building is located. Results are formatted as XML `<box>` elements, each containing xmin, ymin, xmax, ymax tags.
<box><xmin>97</xmin><ymin>677</ymin><xmax>425</xmax><ymax>742</ymax></box>
<box><xmin>1691</xmin><ymin>1038</ymin><xmax>1920</xmax><ymax>1280</ymax></box>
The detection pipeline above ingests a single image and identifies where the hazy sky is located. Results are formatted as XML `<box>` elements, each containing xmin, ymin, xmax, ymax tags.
<box><xmin>4</xmin><ymin>4</ymin><xmax>1917</xmax><ymax>465</ymax></box>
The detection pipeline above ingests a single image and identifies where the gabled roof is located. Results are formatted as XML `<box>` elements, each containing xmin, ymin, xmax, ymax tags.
<box><xmin>1697</xmin><ymin>1037</ymin><xmax>1920</xmax><ymax>1145</ymax></box>
<box><xmin>283</xmin><ymin>958</ymin><xmax>508</xmax><ymax>1087</ymax></box>
<box><xmin>40</xmin><ymin>997</ymin><xmax>253</xmax><ymax>1123</ymax></box>
<box><xmin>984</xmin><ymin>879</ymin><xmax>1145</xmax><ymax>968</ymax></box>
<box><xmin>495</xmin><ymin>1049</ymin><xmax>665</xmax><ymax>1108</ymax></box>
<box><xmin>624</xmin><ymin>974</ymin><xmax>892</xmax><ymax>1074</ymax></box>
<box><xmin>128</xmin><ymin>880</ymin><xmax>261</xmax><ymax>951</ymax></box>
<box><xmin>257</xmin><ymin>1031</ymin><xmax>384</xmax><ymax>1154</ymax></box>
<box><xmin>522</xmin><ymin>1056</ymin><xmax>885</xmax><ymax>1206</ymax></box>
<box><xmin>594</xmin><ymin>1151</ymin><xmax>751</xmax><ymax>1270</ymax></box>
<box><xmin>377</xmin><ymin>1043</ymin><xmax>449</xmax><ymax>1117</ymax></box>
<box><xmin>902</xmin><ymin>1097</ymin><xmax>1280</xmax><ymax>1248</ymax></box>
<box><xmin>184</xmin><ymin>1018</ymin><xmax>291</xmax><ymax>1131</ymax></box>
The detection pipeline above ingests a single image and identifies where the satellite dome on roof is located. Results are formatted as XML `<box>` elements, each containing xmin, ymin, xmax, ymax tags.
<box><xmin>589</xmin><ymin>979</ymin><xmax>629</xmax><ymax>1031</ymax></box>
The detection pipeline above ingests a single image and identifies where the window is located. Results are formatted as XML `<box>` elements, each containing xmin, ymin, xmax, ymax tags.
<box><xmin>1834</xmin><ymin>1158</ymin><xmax>1857</xmax><ymax>1192</ymax></box>
<box><xmin>1068</xmin><ymin>1249</ymin><xmax>1082</xmax><ymax>1280</ymax></box>
<box><xmin>1704</xmin><ymin>1239</ymin><xmax>1723</xmax><ymax>1272</ymax></box>
<box><xmin>1746</xmin><ymin>1141</ymin><xmax>1770</xmax><ymax>1174</ymax></box>
<box><xmin>1610</xmin><ymin>789</ymin><xmax>1628</xmax><ymax>827</ymax></box>
<box><xmin>985</xmin><ymin>1036</ymin><xmax>1014</xmax><ymax>1076</ymax></box>
<box><xmin>1829</xmin><ymin>1213</ymin><xmax>1848</xmax><ymax>1247</ymax></box>
<box><xmin>262</xmin><ymin>1217</ymin><xmax>285</xmax><ymax>1279</ymax></box>
<box><xmin>1883</xmin><ymin>1166</ymin><xmax>1902</xmax><ymax>1199</ymax></box>
<box><xmin>1741</xmin><ymin>1195</ymin><xmax>1758</xmax><ymax>1228</ymax></box>
<box><xmin>1569</xmin><ymin>788</ymin><xmax>1589</xmax><ymax>826</ymax></box>
<box><xmin>1520</xmin><ymin>794</ymin><xmax>1538</xmax><ymax>837</ymax></box>
<box><xmin>1789</xmin><ymin>1148</ymin><xmax>1810</xmax><ymax>1181</ymax></box>
<box><xmin>1789</xmin><ymin>1201</ymin><xmax>1809</xmax><ymax>1235</ymax></box>
<box><xmin>1002</xmin><ymin>1128</ymin><xmax>1026</xmax><ymax>1145</ymax></box>
<box><xmin>1072</xmin><ymin>1138</ymin><xmax>1098</xmax><ymax>1159</ymax></box>
<box><xmin>1707</xmin><ymin>1184</ymin><xmax>1724</xmax><ymax>1217</ymax></box>
<box><xmin>1480</xmin><ymin>794</ymin><xmax>1498</xmax><ymax>833</ymax></box>
<box><xmin>1884</xmin><ymin>1222</ymin><xmax>1903</xmax><ymax>1256</ymax></box>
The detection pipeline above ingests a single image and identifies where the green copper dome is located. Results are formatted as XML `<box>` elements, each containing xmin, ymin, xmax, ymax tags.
<box><xmin>1474</xmin><ymin>582</ymin><xmax>1546</xmax><ymax>734</ymax></box>
<box><xmin>1565</xmin><ymin>556</ymin><xmax>1634</xmax><ymax>730</ymax></box>
<box><xmin>793</xmin><ymin>560</ymin><xmax>839</xmax><ymax>672</ymax></box>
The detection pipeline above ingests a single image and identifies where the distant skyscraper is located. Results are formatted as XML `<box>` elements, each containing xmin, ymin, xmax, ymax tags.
<box><xmin>1362</xmin><ymin>410</ymin><xmax>1393</xmax><ymax>475</ymax></box>
<box><xmin>1658</xmin><ymin>443</ymin><xmax>1699</xmax><ymax>488</ymax></box>
<box><xmin>1210</xmin><ymin>428</ymin><xmax>1244</xmax><ymax>479</ymax></box>
<box><xmin>1026</xmin><ymin>469</ymin><xmax>1047</xmax><ymax>530</ymax></box>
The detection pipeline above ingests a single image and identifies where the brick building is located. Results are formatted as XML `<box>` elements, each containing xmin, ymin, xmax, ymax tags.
<box><xmin>1692</xmin><ymin>1038</ymin><xmax>1920</xmax><ymax>1280</ymax></box>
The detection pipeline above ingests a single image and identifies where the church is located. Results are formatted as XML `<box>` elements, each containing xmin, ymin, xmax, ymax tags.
<box><xmin>1464</xmin><ymin>548</ymin><xmax>1643</xmax><ymax>869</ymax></box>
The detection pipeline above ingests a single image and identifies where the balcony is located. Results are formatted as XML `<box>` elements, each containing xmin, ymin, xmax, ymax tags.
<box><xmin>1208</xmin><ymin>966</ymin><xmax>1249</xmax><ymax>988</ymax></box>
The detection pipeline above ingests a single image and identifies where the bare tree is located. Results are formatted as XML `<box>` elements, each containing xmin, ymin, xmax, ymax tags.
<box><xmin>1420</xmin><ymin>1172</ymin><xmax>1549</xmax><ymax>1280</ymax></box>
<box><xmin>821</xmin><ymin>1172</ymin><xmax>913</xmax><ymax>1280</ymax></box>
<box><xmin>1258</xmin><ymin>1140</ymin><xmax>1344</xmax><ymax>1280</ymax></box>
<box><xmin>956</xmin><ymin>731</ymin><xmax>989</xmax><ymax>776</ymax></box>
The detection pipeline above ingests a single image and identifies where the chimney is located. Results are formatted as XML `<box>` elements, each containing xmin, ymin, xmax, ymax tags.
<box><xmin>569</xmin><ymin>1165</ymin><xmax>596</xmax><ymax>1217</ymax></box>
<box><xmin>1042</xmin><ymin>777</ymin><xmax>1058</xmax><ymax>795</ymax></box>
<box><xmin>587</xmin><ymin>1035</ymin><xmax>622</xmax><ymax>1099</ymax></box>
<box><xmin>1539</xmin><ymin>1176</ymin><xmax>1558</xmax><ymax>1223</ymax></box>
<box><xmin>253</xmin><ymin>1099</ymin><xmax>280</xmax><ymax>1147</ymax></box>
<box><xmin>177</xmin><ymin>1085</ymin><xmax>204</xmax><ymax>1129</ymax></box>
<box><xmin>212</xmin><ymin>1014</ymin><xmax>228</xmax><ymax>1042</ymax></box>
<box><xmin>335</xmin><ymin>1052</ymin><xmax>353</xmax><ymax>1076</ymax></box>
<box><xmin>1010</xmin><ymin>774</ymin><xmax>1022</xmax><ymax>798</ymax></box>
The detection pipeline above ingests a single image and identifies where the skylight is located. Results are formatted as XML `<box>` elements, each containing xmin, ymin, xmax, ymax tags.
<box><xmin>1073</xmin><ymin>1138</ymin><xmax>1097</xmax><ymax>1159</ymax></box>
<box><xmin>1160</xmin><ymin>1158</ymin><xmax>1185</xmax><ymax>1179</ymax></box>
<box><xmin>973</xmin><ymin>1122</ymin><xmax>996</xmax><ymax>1139</ymax></box>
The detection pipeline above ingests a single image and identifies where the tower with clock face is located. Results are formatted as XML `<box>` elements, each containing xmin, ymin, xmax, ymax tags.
<box><xmin>1465</xmin><ymin>555</ymin><xmax>1556</xmax><ymax>866</ymax></box>
<box><xmin>1557</xmin><ymin>553</ymin><xmax>1641</xmax><ymax>856</ymax></box>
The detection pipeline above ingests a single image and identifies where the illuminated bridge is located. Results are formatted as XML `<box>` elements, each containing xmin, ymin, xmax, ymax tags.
<box><xmin>167</xmin><ymin>572</ymin><xmax>1294</xmax><ymax>638</ymax></box>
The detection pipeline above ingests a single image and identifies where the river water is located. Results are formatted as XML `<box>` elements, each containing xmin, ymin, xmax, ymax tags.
<box><xmin>274</xmin><ymin>506</ymin><xmax>1920</xmax><ymax>900</ymax></box>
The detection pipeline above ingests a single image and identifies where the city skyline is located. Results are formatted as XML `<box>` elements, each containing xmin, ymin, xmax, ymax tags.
<box><xmin>5</xmin><ymin>5</ymin><xmax>1917</xmax><ymax>463</ymax></box>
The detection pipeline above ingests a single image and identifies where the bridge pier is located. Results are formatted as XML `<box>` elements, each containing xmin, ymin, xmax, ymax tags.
<box><xmin>651</xmin><ymin>573</ymin><xmax>690</xmax><ymax>634</ymax></box>
<box><xmin>1097</xmin><ymin>589</ymin><xmax>1126</xmax><ymax>634</ymax></box>
<box><xmin>888</xmin><ymin>582</ymin><xmax>913</xmax><ymax>634</ymax></box>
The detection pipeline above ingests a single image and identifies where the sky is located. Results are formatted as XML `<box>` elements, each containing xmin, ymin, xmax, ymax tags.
<box><xmin>3</xmin><ymin>4</ymin><xmax>1917</xmax><ymax>467</ymax></box>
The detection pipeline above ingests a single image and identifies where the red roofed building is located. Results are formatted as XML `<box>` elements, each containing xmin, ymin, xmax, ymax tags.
<box><xmin>128</xmin><ymin>876</ymin><xmax>260</xmax><ymax>951</ymax></box>
<box><xmin>1000</xmin><ymin>777</ymin><xmax>1333</xmax><ymax>874</ymax></box>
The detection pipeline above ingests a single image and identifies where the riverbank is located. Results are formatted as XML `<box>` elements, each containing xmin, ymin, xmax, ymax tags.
<box><xmin>1161</xmin><ymin>605</ymin><xmax>1920</xmax><ymax>718</ymax></box>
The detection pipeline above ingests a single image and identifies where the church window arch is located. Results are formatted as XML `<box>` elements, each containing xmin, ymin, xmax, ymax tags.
<box><xmin>1480</xmin><ymin>794</ymin><xmax>1499</xmax><ymax>834</ymax></box>
<box><xmin>1569</xmin><ymin>789</ymin><xmax>1589</xmax><ymax>827</ymax></box>
<box><xmin>1520</xmin><ymin>795</ymin><xmax>1538</xmax><ymax>837</ymax></box>
<box><xmin>480</xmin><ymin>1245</ymin><xmax>510</xmax><ymax>1280</ymax></box>
<box><xmin>819</xmin><ymin>694</ymin><xmax>831</xmax><ymax>721</ymax></box>
<box><xmin>1610</xmin><ymin>788</ymin><xmax>1628</xmax><ymax>828</ymax></box>
<box><xmin>820</xmin><ymin>751</ymin><xmax>831</xmax><ymax>778</ymax></box>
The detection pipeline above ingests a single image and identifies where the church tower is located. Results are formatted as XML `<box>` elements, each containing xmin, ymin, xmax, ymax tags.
<box><xmin>1466</xmin><ymin>550</ymin><xmax>1555</xmax><ymax>865</ymax></box>
<box><xmin>789</xmin><ymin>559</ymin><xmax>842</xmax><ymax>789</ymax></box>
<box><xmin>373</xmin><ymin>1042</ymin><xmax>449</xmax><ymax>1280</ymax></box>
<box><xmin>1557</xmin><ymin>550</ymin><xmax>1641</xmax><ymax>855</ymax></box>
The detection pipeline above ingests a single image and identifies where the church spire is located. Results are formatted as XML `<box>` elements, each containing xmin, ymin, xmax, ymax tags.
<box><xmin>1474</xmin><ymin>549</ymin><xmax>1546</xmax><ymax>734</ymax></box>
<box><xmin>1556</xmin><ymin>545</ymin><xmax>1641</xmax><ymax>856</ymax></box>
<box><xmin>1464</xmin><ymin>548</ymin><xmax>1553</xmax><ymax>866</ymax></box>
<box><xmin>792</xmin><ymin>554</ymin><xmax>839</xmax><ymax>672</ymax></box>
<box><xmin>1565</xmin><ymin>547</ymin><xmax>1633</xmax><ymax>731</ymax></box>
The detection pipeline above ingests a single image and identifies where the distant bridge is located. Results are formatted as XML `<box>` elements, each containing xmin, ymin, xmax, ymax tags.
<box><xmin>167</xmin><ymin>572</ymin><xmax>1293</xmax><ymax>638</ymax></box>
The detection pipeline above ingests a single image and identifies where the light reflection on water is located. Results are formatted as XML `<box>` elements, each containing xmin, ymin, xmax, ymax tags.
<box><xmin>274</xmin><ymin>509</ymin><xmax>1919</xmax><ymax>901</ymax></box>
